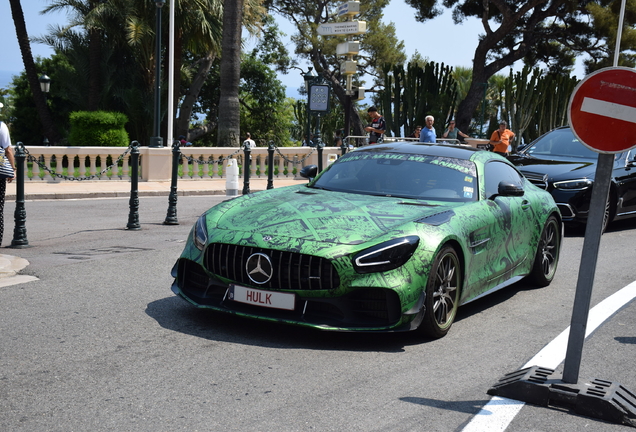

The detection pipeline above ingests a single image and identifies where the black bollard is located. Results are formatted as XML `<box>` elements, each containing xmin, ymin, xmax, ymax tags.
<box><xmin>10</xmin><ymin>142</ymin><xmax>29</xmax><ymax>248</ymax></box>
<box><xmin>163</xmin><ymin>140</ymin><xmax>180</xmax><ymax>225</ymax></box>
<box><xmin>317</xmin><ymin>142</ymin><xmax>324</xmax><ymax>172</ymax></box>
<box><xmin>126</xmin><ymin>141</ymin><xmax>141</xmax><ymax>230</ymax></box>
<box><xmin>267</xmin><ymin>141</ymin><xmax>275</xmax><ymax>190</ymax></box>
<box><xmin>242</xmin><ymin>144</ymin><xmax>251</xmax><ymax>195</ymax></box>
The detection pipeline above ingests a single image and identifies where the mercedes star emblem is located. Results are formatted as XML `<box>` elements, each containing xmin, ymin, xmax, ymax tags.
<box><xmin>245</xmin><ymin>252</ymin><xmax>273</xmax><ymax>284</ymax></box>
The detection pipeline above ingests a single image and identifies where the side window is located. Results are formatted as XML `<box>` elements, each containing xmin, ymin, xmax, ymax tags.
<box><xmin>484</xmin><ymin>161</ymin><xmax>523</xmax><ymax>198</ymax></box>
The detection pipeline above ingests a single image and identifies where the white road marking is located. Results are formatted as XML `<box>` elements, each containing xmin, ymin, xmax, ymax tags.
<box><xmin>581</xmin><ymin>97</ymin><xmax>636</xmax><ymax>124</ymax></box>
<box><xmin>462</xmin><ymin>280</ymin><xmax>636</xmax><ymax>432</ymax></box>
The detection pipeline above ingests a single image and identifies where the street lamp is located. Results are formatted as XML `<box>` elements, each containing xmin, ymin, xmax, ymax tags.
<box><xmin>39</xmin><ymin>74</ymin><xmax>51</xmax><ymax>146</ymax></box>
<box><xmin>303</xmin><ymin>67</ymin><xmax>317</xmax><ymax>146</ymax></box>
<box><xmin>150</xmin><ymin>0</ymin><xmax>165</xmax><ymax>148</ymax></box>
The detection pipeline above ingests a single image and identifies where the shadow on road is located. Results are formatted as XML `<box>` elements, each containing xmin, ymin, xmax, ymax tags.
<box><xmin>147</xmin><ymin>277</ymin><xmax>543</xmax><ymax>352</ymax></box>
<box><xmin>146</xmin><ymin>295</ymin><xmax>432</xmax><ymax>352</ymax></box>
<box><xmin>399</xmin><ymin>396</ymin><xmax>490</xmax><ymax>415</ymax></box>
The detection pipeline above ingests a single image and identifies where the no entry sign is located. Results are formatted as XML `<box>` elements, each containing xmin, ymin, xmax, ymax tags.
<box><xmin>568</xmin><ymin>66</ymin><xmax>636</xmax><ymax>153</ymax></box>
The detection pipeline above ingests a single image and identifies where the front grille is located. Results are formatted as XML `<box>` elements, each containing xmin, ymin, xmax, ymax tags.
<box><xmin>521</xmin><ymin>171</ymin><xmax>548</xmax><ymax>189</ymax></box>
<box><xmin>204</xmin><ymin>243</ymin><xmax>340</xmax><ymax>291</ymax></box>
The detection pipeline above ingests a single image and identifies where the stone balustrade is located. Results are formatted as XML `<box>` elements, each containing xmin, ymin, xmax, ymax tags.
<box><xmin>20</xmin><ymin>145</ymin><xmax>343</xmax><ymax>182</ymax></box>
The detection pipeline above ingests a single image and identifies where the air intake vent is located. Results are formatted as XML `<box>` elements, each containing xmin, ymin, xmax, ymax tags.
<box><xmin>521</xmin><ymin>171</ymin><xmax>549</xmax><ymax>189</ymax></box>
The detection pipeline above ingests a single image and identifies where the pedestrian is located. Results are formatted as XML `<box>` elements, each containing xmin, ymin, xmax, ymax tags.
<box><xmin>243</xmin><ymin>132</ymin><xmax>256</xmax><ymax>148</ymax></box>
<box><xmin>365</xmin><ymin>107</ymin><xmax>386</xmax><ymax>144</ymax></box>
<box><xmin>419</xmin><ymin>115</ymin><xmax>437</xmax><ymax>143</ymax></box>
<box><xmin>178</xmin><ymin>135</ymin><xmax>192</xmax><ymax>146</ymax></box>
<box><xmin>442</xmin><ymin>120</ymin><xmax>469</xmax><ymax>142</ymax></box>
<box><xmin>333</xmin><ymin>129</ymin><xmax>343</xmax><ymax>147</ymax></box>
<box><xmin>0</xmin><ymin>115</ymin><xmax>16</xmax><ymax>247</ymax></box>
<box><xmin>489</xmin><ymin>121</ymin><xmax>515</xmax><ymax>156</ymax></box>
<box><xmin>408</xmin><ymin>126</ymin><xmax>422</xmax><ymax>139</ymax></box>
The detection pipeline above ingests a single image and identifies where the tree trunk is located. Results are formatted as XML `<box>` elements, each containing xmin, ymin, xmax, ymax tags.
<box><xmin>176</xmin><ymin>53</ymin><xmax>216</xmax><ymax>140</ymax></box>
<box><xmin>9</xmin><ymin>0</ymin><xmax>61</xmax><ymax>144</ymax></box>
<box><xmin>216</xmin><ymin>0</ymin><xmax>243</xmax><ymax>147</ymax></box>
<box><xmin>87</xmin><ymin>26</ymin><xmax>101</xmax><ymax>111</ymax></box>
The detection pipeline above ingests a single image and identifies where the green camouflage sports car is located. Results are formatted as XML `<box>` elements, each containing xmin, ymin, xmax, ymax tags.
<box><xmin>171</xmin><ymin>142</ymin><xmax>562</xmax><ymax>338</ymax></box>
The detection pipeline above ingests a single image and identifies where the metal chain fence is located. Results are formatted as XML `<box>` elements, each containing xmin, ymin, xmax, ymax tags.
<box><xmin>180</xmin><ymin>147</ymin><xmax>243</xmax><ymax>165</ymax></box>
<box><xmin>18</xmin><ymin>142</ymin><xmax>133</xmax><ymax>181</ymax></box>
<box><xmin>274</xmin><ymin>146</ymin><xmax>317</xmax><ymax>164</ymax></box>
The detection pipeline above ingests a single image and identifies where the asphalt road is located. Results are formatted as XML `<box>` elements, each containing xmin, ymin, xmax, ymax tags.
<box><xmin>0</xmin><ymin>195</ymin><xmax>635</xmax><ymax>431</ymax></box>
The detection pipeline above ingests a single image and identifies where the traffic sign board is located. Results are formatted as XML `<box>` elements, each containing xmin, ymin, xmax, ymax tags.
<box><xmin>338</xmin><ymin>1</ymin><xmax>360</xmax><ymax>16</ymax></box>
<box><xmin>568</xmin><ymin>66</ymin><xmax>636</xmax><ymax>153</ymax></box>
<box><xmin>309</xmin><ymin>84</ymin><xmax>330</xmax><ymax>112</ymax></box>
<box><xmin>317</xmin><ymin>21</ymin><xmax>366</xmax><ymax>36</ymax></box>
<box><xmin>336</xmin><ymin>41</ymin><xmax>360</xmax><ymax>56</ymax></box>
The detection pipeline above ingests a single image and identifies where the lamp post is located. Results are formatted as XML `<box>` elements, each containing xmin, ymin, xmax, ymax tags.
<box><xmin>303</xmin><ymin>67</ymin><xmax>317</xmax><ymax>146</ymax></box>
<box><xmin>307</xmin><ymin>76</ymin><xmax>331</xmax><ymax>171</ymax></box>
<box><xmin>39</xmin><ymin>74</ymin><xmax>51</xmax><ymax>146</ymax></box>
<box><xmin>150</xmin><ymin>0</ymin><xmax>165</xmax><ymax>148</ymax></box>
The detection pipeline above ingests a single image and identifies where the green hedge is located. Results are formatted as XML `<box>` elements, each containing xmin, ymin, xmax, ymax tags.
<box><xmin>68</xmin><ymin>111</ymin><xmax>129</xmax><ymax>147</ymax></box>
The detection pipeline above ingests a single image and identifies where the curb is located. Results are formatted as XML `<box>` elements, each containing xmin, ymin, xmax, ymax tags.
<box><xmin>0</xmin><ymin>254</ymin><xmax>29</xmax><ymax>278</ymax></box>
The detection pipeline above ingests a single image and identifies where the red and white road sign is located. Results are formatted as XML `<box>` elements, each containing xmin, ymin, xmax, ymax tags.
<box><xmin>568</xmin><ymin>66</ymin><xmax>636</xmax><ymax>153</ymax></box>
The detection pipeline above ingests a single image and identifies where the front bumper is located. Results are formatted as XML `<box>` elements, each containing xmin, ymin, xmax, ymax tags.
<box><xmin>171</xmin><ymin>258</ymin><xmax>425</xmax><ymax>332</ymax></box>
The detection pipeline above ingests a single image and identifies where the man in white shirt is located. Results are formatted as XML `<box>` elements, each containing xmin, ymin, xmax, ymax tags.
<box><xmin>243</xmin><ymin>132</ymin><xmax>256</xmax><ymax>148</ymax></box>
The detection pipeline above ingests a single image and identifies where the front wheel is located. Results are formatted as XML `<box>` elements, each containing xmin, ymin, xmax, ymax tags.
<box><xmin>528</xmin><ymin>215</ymin><xmax>561</xmax><ymax>287</ymax></box>
<box><xmin>418</xmin><ymin>246</ymin><xmax>461</xmax><ymax>339</ymax></box>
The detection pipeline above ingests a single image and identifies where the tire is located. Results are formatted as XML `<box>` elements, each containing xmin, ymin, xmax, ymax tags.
<box><xmin>529</xmin><ymin>215</ymin><xmax>561</xmax><ymax>287</ymax></box>
<box><xmin>418</xmin><ymin>246</ymin><xmax>461</xmax><ymax>339</ymax></box>
<box><xmin>601</xmin><ymin>191</ymin><xmax>617</xmax><ymax>233</ymax></box>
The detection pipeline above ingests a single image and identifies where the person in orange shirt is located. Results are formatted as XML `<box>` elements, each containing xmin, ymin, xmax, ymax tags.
<box><xmin>489</xmin><ymin>121</ymin><xmax>515</xmax><ymax>156</ymax></box>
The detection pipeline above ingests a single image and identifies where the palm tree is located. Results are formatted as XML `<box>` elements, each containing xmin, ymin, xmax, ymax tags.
<box><xmin>9</xmin><ymin>0</ymin><xmax>61</xmax><ymax>143</ymax></box>
<box><xmin>42</xmin><ymin>0</ymin><xmax>104</xmax><ymax>111</ymax></box>
<box><xmin>216</xmin><ymin>0</ymin><xmax>244</xmax><ymax>147</ymax></box>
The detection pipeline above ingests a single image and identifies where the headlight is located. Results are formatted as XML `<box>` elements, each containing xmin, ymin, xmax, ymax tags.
<box><xmin>553</xmin><ymin>179</ymin><xmax>593</xmax><ymax>190</ymax></box>
<box><xmin>192</xmin><ymin>215</ymin><xmax>208</xmax><ymax>250</ymax></box>
<box><xmin>353</xmin><ymin>236</ymin><xmax>419</xmax><ymax>274</ymax></box>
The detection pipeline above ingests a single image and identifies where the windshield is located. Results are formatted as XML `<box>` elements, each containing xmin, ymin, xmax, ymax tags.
<box><xmin>523</xmin><ymin>128</ymin><xmax>599</xmax><ymax>159</ymax></box>
<box><xmin>311</xmin><ymin>151</ymin><xmax>478</xmax><ymax>202</ymax></box>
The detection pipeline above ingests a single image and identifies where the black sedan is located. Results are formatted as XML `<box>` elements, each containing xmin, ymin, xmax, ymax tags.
<box><xmin>509</xmin><ymin>126</ymin><xmax>636</xmax><ymax>230</ymax></box>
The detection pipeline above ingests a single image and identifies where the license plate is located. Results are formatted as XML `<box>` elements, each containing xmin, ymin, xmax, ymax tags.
<box><xmin>229</xmin><ymin>284</ymin><xmax>296</xmax><ymax>311</ymax></box>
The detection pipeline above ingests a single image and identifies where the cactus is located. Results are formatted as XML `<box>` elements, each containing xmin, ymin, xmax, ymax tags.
<box><xmin>503</xmin><ymin>67</ymin><xmax>545</xmax><ymax>152</ymax></box>
<box><xmin>379</xmin><ymin>61</ymin><xmax>457</xmax><ymax>137</ymax></box>
<box><xmin>501</xmin><ymin>66</ymin><xmax>579</xmax><ymax>150</ymax></box>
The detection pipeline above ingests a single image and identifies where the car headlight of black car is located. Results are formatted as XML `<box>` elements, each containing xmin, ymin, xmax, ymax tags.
<box><xmin>553</xmin><ymin>179</ymin><xmax>593</xmax><ymax>190</ymax></box>
<box><xmin>193</xmin><ymin>215</ymin><xmax>208</xmax><ymax>250</ymax></box>
<box><xmin>353</xmin><ymin>236</ymin><xmax>420</xmax><ymax>274</ymax></box>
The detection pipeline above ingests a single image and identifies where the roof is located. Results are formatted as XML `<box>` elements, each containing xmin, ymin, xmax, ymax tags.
<box><xmin>357</xmin><ymin>141</ymin><xmax>482</xmax><ymax>159</ymax></box>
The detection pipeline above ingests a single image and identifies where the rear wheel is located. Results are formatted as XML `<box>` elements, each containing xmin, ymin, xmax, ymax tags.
<box><xmin>529</xmin><ymin>215</ymin><xmax>561</xmax><ymax>287</ymax></box>
<box><xmin>418</xmin><ymin>246</ymin><xmax>461</xmax><ymax>338</ymax></box>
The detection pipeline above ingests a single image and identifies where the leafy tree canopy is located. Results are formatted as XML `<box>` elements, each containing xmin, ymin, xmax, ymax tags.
<box><xmin>402</xmin><ymin>0</ymin><xmax>601</xmax><ymax>132</ymax></box>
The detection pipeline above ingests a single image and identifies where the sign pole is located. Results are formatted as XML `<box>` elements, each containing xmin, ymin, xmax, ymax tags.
<box><xmin>561</xmin><ymin>153</ymin><xmax>613</xmax><ymax>383</ymax></box>
<box><xmin>562</xmin><ymin>0</ymin><xmax>627</xmax><ymax>384</ymax></box>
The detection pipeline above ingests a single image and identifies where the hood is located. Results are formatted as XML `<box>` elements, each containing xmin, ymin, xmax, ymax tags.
<box><xmin>210</xmin><ymin>185</ymin><xmax>453</xmax><ymax>245</ymax></box>
<box><xmin>509</xmin><ymin>155</ymin><xmax>596</xmax><ymax>181</ymax></box>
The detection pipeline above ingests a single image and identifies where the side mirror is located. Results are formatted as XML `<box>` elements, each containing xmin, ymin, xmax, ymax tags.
<box><xmin>490</xmin><ymin>181</ymin><xmax>525</xmax><ymax>199</ymax></box>
<box><xmin>497</xmin><ymin>181</ymin><xmax>525</xmax><ymax>197</ymax></box>
<box><xmin>300</xmin><ymin>164</ymin><xmax>318</xmax><ymax>180</ymax></box>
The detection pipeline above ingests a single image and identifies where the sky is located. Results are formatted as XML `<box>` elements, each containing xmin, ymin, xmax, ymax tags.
<box><xmin>1</xmin><ymin>0</ymin><xmax>586</xmax><ymax>97</ymax></box>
